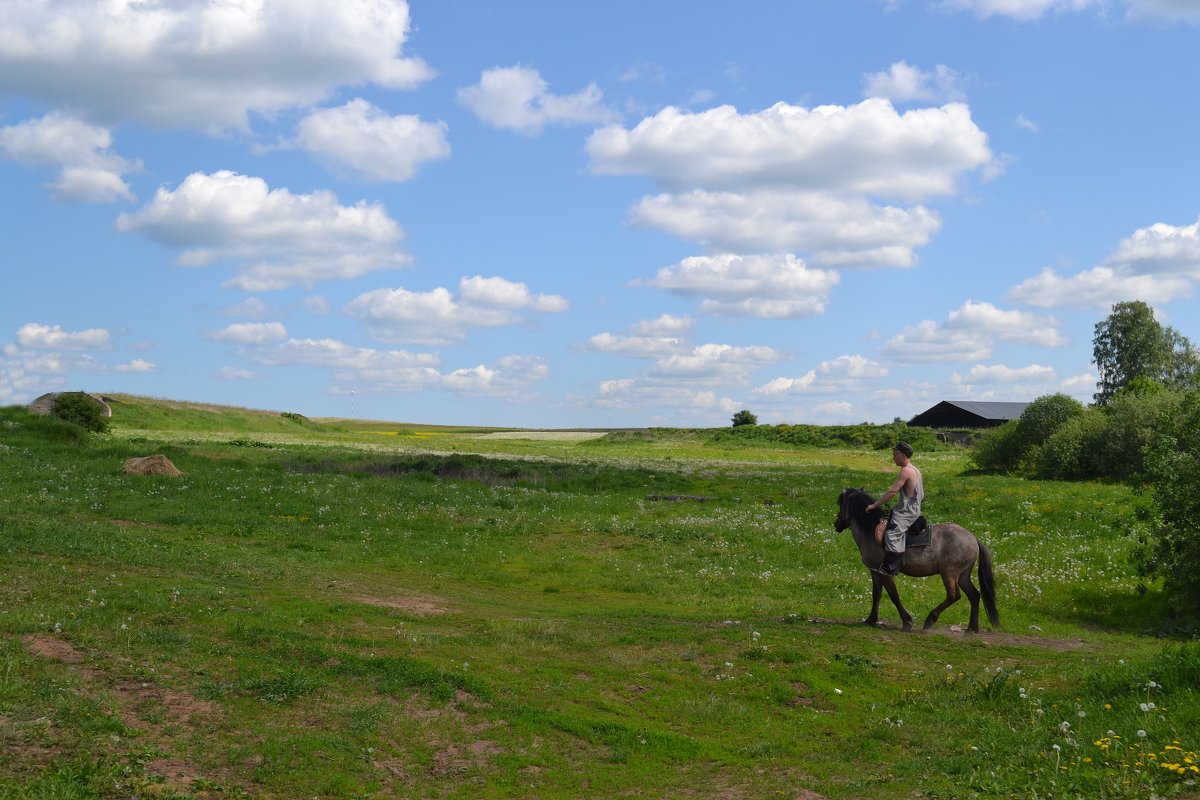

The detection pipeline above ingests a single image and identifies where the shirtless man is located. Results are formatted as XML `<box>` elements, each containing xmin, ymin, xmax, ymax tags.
<box><xmin>865</xmin><ymin>442</ymin><xmax>923</xmax><ymax>578</ymax></box>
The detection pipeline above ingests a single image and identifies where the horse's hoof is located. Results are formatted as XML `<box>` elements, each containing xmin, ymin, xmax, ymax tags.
<box><xmin>902</xmin><ymin>622</ymin><xmax>913</xmax><ymax>632</ymax></box>
<box><xmin>862</xmin><ymin>618</ymin><xmax>879</xmax><ymax>627</ymax></box>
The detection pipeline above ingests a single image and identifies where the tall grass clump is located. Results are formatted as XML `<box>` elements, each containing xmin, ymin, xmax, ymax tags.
<box><xmin>0</xmin><ymin>405</ymin><xmax>93</xmax><ymax>447</ymax></box>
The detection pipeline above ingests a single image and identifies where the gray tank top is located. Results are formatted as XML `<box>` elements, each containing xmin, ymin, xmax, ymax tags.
<box><xmin>891</xmin><ymin>466</ymin><xmax>923</xmax><ymax>529</ymax></box>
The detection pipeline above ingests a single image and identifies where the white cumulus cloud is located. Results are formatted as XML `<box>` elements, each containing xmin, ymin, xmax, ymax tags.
<box><xmin>1127</xmin><ymin>0</ymin><xmax>1200</xmax><ymax>23</ymax></box>
<box><xmin>940</xmin><ymin>0</ymin><xmax>1200</xmax><ymax>22</ymax></box>
<box><xmin>935</xmin><ymin>0</ymin><xmax>1096</xmax><ymax>20</ymax></box>
<box><xmin>631</xmin><ymin>190</ymin><xmax>941</xmax><ymax>267</ymax></box>
<box><xmin>1007</xmin><ymin>214</ymin><xmax>1200</xmax><ymax>309</ymax></box>
<box><xmin>593</xmin><ymin>379</ymin><xmax>742</xmax><ymax>420</ymax></box>
<box><xmin>294</xmin><ymin>99</ymin><xmax>450</xmax><ymax>182</ymax></box>
<box><xmin>218</xmin><ymin>298</ymin><xmax>274</xmax><ymax>319</ymax></box>
<box><xmin>945</xmin><ymin>300</ymin><xmax>1069</xmax><ymax>346</ymax></box>
<box><xmin>116</xmin><ymin>171</ymin><xmax>408</xmax><ymax>291</ymax></box>
<box><xmin>344</xmin><ymin>276</ymin><xmax>569</xmax><ymax>345</ymax></box>
<box><xmin>0</xmin><ymin>113</ymin><xmax>134</xmax><ymax>203</ymax></box>
<box><xmin>649</xmin><ymin>343</ymin><xmax>781</xmax><ymax>382</ymax></box>
<box><xmin>458</xmin><ymin>66</ymin><xmax>616</xmax><ymax>135</ymax></box>
<box><xmin>587</xmin><ymin>98</ymin><xmax>993</xmax><ymax>199</ymax></box>
<box><xmin>115</xmin><ymin>358</ymin><xmax>157</xmax><ymax>373</ymax></box>
<box><xmin>246</xmin><ymin>337</ymin><xmax>547</xmax><ymax>398</ymax></box>
<box><xmin>16</xmin><ymin>323</ymin><xmax>110</xmax><ymax>350</ymax></box>
<box><xmin>1104</xmin><ymin>214</ymin><xmax>1200</xmax><ymax>275</ymax></box>
<box><xmin>582</xmin><ymin>316</ymin><xmax>695</xmax><ymax>359</ymax></box>
<box><xmin>204</xmin><ymin>322</ymin><xmax>289</xmax><ymax>345</ymax></box>
<box><xmin>583</xmin><ymin>333</ymin><xmax>688</xmax><ymax>359</ymax></box>
<box><xmin>879</xmin><ymin>301</ymin><xmax>1067</xmax><ymax>364</ymax></box>
<box><xmin>1015</xmin><ymin>114</ymin><xmax>1040</xmax><ymax>132</ymax></box>
<box><xmin>217</xmin><ymin>366</ymin><xmax>257</xmax><ymax>380</ymax></box>
<box><xmin>631</xmin><ymin>314</ymin><xmax>694</xmax><ymax>336</ymax></box>
<box><xmin>754</xmin><ymin>354</ymin><xmax>888</xmax><ymax>397</ymax></box>
<box><xmin>589</xmin><ymin>97</ymin><xmax>993</xmax><ymax>317</ymax></box>
<box><xmin>953</xmin><ymin>363</ymin><xmax>1057</xmax><ymax>384</ymax></box>
<box><xmin>862</xmin><ymin>61</ymin><xmax>966</xmax><ymax>103</ymax></box>
<box><xmin>636</xmin><ymin>254</ymin><xmax>840</xmax><ymax>318</ymax></box>
<box><xmin>0</xmin><ymin>0</ymin><xmax>434</xmax><ymax>132</ymax></box>
<box><xmin>1007</xmin><ymin>266</ymin><xmax>1193</xmax><ymax>309</ymax></box>
<box><xmin>881</xmin><ymin>300</ymin><xmax>1066</xmax><ymax>363</ymax></box>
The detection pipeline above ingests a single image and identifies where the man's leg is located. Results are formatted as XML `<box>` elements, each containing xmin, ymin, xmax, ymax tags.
<box><xmin>878</xmin><ymin>524</ymin><xmax>905</xmax><ymax>577</ymax></box>
<box><xmin>879</xmin><ymin>549</ymin><xmax>905</xmax><ymax>577</ymax></box>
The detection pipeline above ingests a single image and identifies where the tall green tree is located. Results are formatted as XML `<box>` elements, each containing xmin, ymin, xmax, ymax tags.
<box><xmin>730</xmin><ymin>409</ymin><xmax>758</xmax><ymax>427</ymax></box>
<box><xmin>1092</xmin><ymin>300</ymin><xmax>1196</xmax><ymax>404</ymax></box>
<box><xmin>1137</xmin><ymin>390</ymin><xmax>1200</xmax><ymax>614</ymax></box>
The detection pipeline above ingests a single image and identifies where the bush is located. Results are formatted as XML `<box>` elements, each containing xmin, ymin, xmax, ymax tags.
<box><xmin>1135</xmin><ymin>389</ymin><xmax>1200</xmax><ymax>614</ymax></box>
<box><xmin>50</xmin><ymin>392</ymin><xmax>110</xmax><ymax>434</ymax></box>
<box><xmin>1098</xmin><ymin>387</ymin><xmax>1184</xmax><ymax>482</ymax></box>
<box><xmin>969</xmin><ymin>421</ymin><xmax>1023</xmax><ymax>473</ymax></box>
<box><xmin>1035</xmin><ymin>409</ymin><xmax>1108</xmax><ymax>480</ymax></box>
<box><xmin>1035</xmin><ymin>388</ymin><xmax>1183</xmax><ymax>481</ymax></box>
<box><xmin>1013</xmin><ymin>394</ymin><xmax>1085</xmax><ymax>465</ymax></box>
<box><xmin>970</xmin><ymin>394</ymin><xmax>1085</xmax><ymax>474</ymax></box>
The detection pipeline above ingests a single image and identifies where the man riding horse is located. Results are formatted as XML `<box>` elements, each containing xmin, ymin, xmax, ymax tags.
<box><xmin>864</xmin><ymin>441</ymin><xmax>922</xmax><ymax>578</ymax></box>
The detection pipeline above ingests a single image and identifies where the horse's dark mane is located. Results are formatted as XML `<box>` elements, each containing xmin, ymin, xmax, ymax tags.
<box><xmin>842</xmin><ymin>487</ymin><xmax>883</xmax><ymax>525</ymax></box>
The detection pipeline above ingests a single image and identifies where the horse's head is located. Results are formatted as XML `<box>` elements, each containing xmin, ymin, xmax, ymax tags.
<box><xmin>834</xmin><ymin>487</ymin><xmax>876</xmax><ymax>532</ymax></box>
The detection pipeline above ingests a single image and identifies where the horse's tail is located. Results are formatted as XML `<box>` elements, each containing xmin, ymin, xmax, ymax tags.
<box><xmin>977</xmin><ymin>542</ymin><xmax>1000</xmax><ymax>629</ymax></box>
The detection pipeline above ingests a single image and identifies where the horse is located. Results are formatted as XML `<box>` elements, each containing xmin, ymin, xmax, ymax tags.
<box><xmin>834</xmin><ymin>487</ymin><xmax>1000</xmax><ymax>633</ymax></box>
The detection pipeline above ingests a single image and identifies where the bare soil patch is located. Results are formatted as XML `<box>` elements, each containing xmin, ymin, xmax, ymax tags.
<box><xmin>354</xmin><ymin>592</ymin><xmax>450</xmax><ymax>617</ymax></box>
<box><xmin>24</xmin><ymin>634</ymin><xmax>85</xmax><ymax>663</ymax></box>
<box><xmin>805</xmin><ymin>617</ymin><xmax>1085</xmax><ymax>651</ymax></box>
<box><xmin>21</xmin><ymin>634</ymin><xmax>214</xmax><ymax>790</ymax></box>
<box><xmin>144</xmin><ymin>758</ymin><xmax>201</xmax><ymax>786</ymax></box>
<box><xmin>109</xmin><ymin>518</ymin><xmax>169</xmax><ymax>529</ymax></box>
<box><xmin>429</xmin><ymin>740</ymin><xmax>503</xmax><ymax>776</ymax></box>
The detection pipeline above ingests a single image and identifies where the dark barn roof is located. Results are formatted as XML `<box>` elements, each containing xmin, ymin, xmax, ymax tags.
<box><xmin>908</xmin><ymin>400</ymin><xmax>1029</xmax><ymax>429</ymax></box>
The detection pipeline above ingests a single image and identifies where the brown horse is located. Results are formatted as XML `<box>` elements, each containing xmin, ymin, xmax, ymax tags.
<box><xmin>834</xmin><ymin>487</ymin><xmax>999</xmax><ymax>632</ymax></box>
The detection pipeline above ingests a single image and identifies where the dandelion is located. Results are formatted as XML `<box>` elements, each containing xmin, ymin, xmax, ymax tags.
<box><xmin>1078</xmin><ymin>710</ymin><xmax>1087</xmax><ymax>718</ymax></box>
<box><xmin>834</xmin><ymin>688</ymin><xmax>843</xmax><ymax>695</ymax></box>
<box><xmin>1060</xmin><ymin>721</ymin><xmax>1071</xmax><ymax>733</ymax></box>
<box><xmin>1138</xmin><ymin>730</ymin><xmax>1148</xmax><ymax>738</ymax></box>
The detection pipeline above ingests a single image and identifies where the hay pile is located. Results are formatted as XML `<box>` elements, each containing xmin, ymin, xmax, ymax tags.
<box><xmin>122</xmin><ymin>455</ymin><xmax>183</xmax><ymax>477</ymax></box>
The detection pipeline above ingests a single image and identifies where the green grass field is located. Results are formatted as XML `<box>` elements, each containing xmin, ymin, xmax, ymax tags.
<box><xmin>1</xmin><ymin>396</ymin><xmax>1197</xmax><ymax>799</ymax></box>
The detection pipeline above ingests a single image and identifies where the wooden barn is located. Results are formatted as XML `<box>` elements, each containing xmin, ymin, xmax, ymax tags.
<box><xmin>907</xmin><ymin>400</ymin><xmax>1029</xmax><ymax>429</ymax></box>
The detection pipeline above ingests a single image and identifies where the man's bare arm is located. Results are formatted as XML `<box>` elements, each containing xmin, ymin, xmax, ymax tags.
<box><xmin>867</xmin><ymin>468</ymin><xmax>913</xmax><ymax>511</ymax></box>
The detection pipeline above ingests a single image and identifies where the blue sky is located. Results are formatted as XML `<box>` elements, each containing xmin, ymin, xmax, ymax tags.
<box><xmin>3</xmin><ymin>0</ymin><xmax>1199</xmax><ymax>428</ymax></box>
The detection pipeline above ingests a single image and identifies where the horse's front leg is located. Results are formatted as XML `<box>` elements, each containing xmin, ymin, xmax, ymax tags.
<box><xmin>881</xmin><ymin>576</ymin><xmax>914</xmax><ymax>631</ymax></box>
<box><xmin>863</xmin><ymin>571</ymin><xmax>883</xmax><ymax>626</ymax></box>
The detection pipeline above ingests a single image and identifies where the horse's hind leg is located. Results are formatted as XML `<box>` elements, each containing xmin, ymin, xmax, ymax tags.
<box><xmin>922</xmin><ymin>573</ymin><xmax>961</xmax><ymax>631</ymax></box>
<box><xmin>960</xmin><ymin>572</ymin><xmax>982</xmax><ymax>633</ymax></box>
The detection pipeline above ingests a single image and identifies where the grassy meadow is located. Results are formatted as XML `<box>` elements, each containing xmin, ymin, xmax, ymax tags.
<box><xmin>1</xmin><ymin>395</ymin><xmax>1198</xmax><ymax>799</ymax></box>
